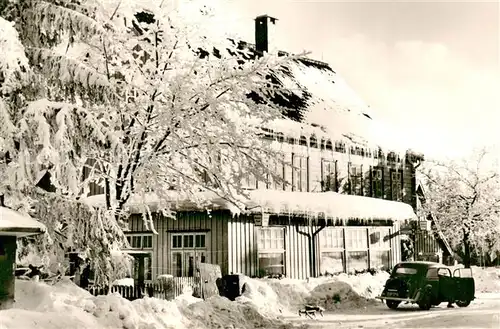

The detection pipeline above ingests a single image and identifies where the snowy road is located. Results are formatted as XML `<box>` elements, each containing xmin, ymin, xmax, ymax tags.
<box><xmin>286</xmin><ymin>294</ymin><xmax>500</xmax><ymax>329</ymax></box>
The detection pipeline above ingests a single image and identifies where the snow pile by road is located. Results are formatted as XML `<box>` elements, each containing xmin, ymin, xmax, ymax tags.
<box><xmin>0</xmin><ymin>279</ymin><xmax>307</xmax><ymax>329</ymax></box>
<box><xmin>0</xmin><ymin>278</ymin><xmax>191</xmax><ymax>329</ymax></box>
<box><xmin>183</xmin><ymin>296</ymin><xmax>305</xmax><ymax>329</ymax></box>
<box><xmin>472</xmin><ymin>266</ymin><xmax>500</xmax><ymax>293</ymax></box>
<box><xmin>236</xmin><ymin>271</ymin><xmax>389</xmax><ymax>315</ymax></box>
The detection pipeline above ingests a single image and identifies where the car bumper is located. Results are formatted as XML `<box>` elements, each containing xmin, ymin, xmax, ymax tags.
<box><xmin>376</xmin><ymin>291</ymin><xmax>421</xmax><ymax>303</ymax></box>
<box><xmin>376</xmin><ymin>296</ymin><xmax>417</xmax><ymax>302</ymax></box>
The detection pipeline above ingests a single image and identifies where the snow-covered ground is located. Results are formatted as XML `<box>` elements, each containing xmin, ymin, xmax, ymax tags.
<box><xmin>0</xmin><ymin>266</ymin><xmax>499</xmax><ymax>329</ymax></box>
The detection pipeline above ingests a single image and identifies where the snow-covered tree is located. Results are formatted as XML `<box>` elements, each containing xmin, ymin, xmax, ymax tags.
<box><xmin>419</xmin><ymin>148</ymin><xmax>500</xmax><ymax>267</ymax></box>
<box><xmin>1</xmin><ymin>0</ymin><xmax>295</xmax><ymax>282</ymax></box>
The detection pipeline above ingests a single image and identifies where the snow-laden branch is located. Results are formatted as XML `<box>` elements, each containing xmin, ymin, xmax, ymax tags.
<box><xmin>0</xmin><ymin>17</ymin><xmax>31</xmax><ymax>95</ymax></box>
<box><xmin>21</xmin><ymin>1</ymin><xmax>108</xmax><ymax>46</ymax></box>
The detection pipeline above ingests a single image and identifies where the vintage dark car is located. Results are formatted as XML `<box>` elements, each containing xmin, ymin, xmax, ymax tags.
<box><xmin>377</xmin><ymin>261</ymin><xmax>475</xmax><ymax>310</ymax></box>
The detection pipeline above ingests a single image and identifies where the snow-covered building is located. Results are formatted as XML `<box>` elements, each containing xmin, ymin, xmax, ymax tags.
<box><xmin>82</xmin><ymin>14</ymin><xmax>427</xmax><ymax>282</ymax></box>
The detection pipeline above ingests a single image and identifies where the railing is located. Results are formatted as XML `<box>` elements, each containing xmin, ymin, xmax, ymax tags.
<box><xmin>86</xmin><ymin>276</ymin><xmax>201</xmax><ymax>301</ymax></box>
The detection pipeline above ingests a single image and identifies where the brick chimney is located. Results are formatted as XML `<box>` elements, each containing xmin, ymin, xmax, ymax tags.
<box><xmin>255</xmin><ymin>14</ymin><xmax>278</xmax><ymax>54</ymax></box>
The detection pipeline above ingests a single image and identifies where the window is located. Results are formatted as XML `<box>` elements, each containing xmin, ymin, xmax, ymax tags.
<box><xmin>369</xmin><ymin>228</ymin><xmax>390</xmax><ymax>249</ymax></box>
<box><xmin>321</xmin><ymin>252</ymin><xmax>344</xmax><ymax>275</ymax></box>
<box><xmin>321</xmin><ymin>228</ymin><xmax>344</xmax><ymax>249</ymax></box>
<box><xmin>345</xmin><ymin>228</ymin><xmax>367</xmax><ymax>250</ymax></box>
<box><xmin>242</xmin><ymin>173</ymin><xmax>257</xmax><ymax>190</ymax></box>
<box><xmin>335</xmin><ymin>141</ymin><xmax>345</xmax><ymax>153</ymax></box>
<box><xmin>321</xmin><ymin>159</ymin><xmax>336</xmax><ymax>192</ymax></box>
<box><xmin>438</xmin><ymin>268</ymin><xmax>451</xmax><ymax>277</ymax></box>
<box><xmin>325</xmin><ymin>140</ymin><xmax>333</xmax><ymax>150</ymax></box>
<box><xmin>171</xmin><ymin>233</ymin><xmax>207</xmax><ymax>277</ymax></box>
<box><xmin>257</xmin><ymin>228</ymin><xmax>285</xmax><ymax>277</ymax></box>
<box><xmin>349</xmin><ymin>165</ymin><xmax>363</xmax><ymax>196</ymax></box>
<box><xmin>369</xmin><ymin>228</ymin><xmax>391</xmax><ymax>270</ymax></box>
<box><xmin>299</xmin><ymin>136</ymin><xmax>308</xmax><ymax>146</ymax></box>
<box><xmin>345</xmin><ymin>228</ymin><xmax>368</xmax><ymax>272</ymax></box>
<box><xmin>319</xmin><ymin>226</ymin><xmax>394</xmax><ymax>274</ymax></box>
<box><xmin>347</xmin><ymin>251</ymin><xmax>369</xmax><ymax>272</ymax></box>
<box><xmin>292</xmin><ymin>155</ymin><xmax>308</xmax><ymax>192</ymax></box>
<box><xmin>261</xmin><ymin>128</ymin><xmax>274</xmax><ymax>141</ymax></box>
<box><xmin>267</xmin><ymin>157</ymin><xmax>285</xmax><ymax>190</ymax></box>
<box><xmin>391</xmin><ymin>170</ymin><xmax>403</xmax><ymax>201</ymax></box>
<box><xmin>426</xmin><ymin>268</ymin><xmax>439</xmax><ymax>279</ymax></box>
<box><xmin>126</xmin><ymin>234</ymin><xmax>153</xmax><ymax>249</ymax></box>
<box><xmin>371</xmin><ymin>168</ymin><xmax>383</xmax><ymax>198</ymax></box>
<box><xmin>319</xmin><ymin>228</ymin><xmax>345</xmax><ymax>275</ymax></box>
<box><xmin>276</xmin><ymin>132</ymin><xmax>284</xmax><ymax>143</ymax></box>
<box><xmin>395</xmin><ymin>267</ymin><xmax>417</xmax><ymax>275</ymax></box>
<box><xmin>310</xmin><ymin>136</ymin><xmax>318</xmax><ymax>148</ymax></box>
<box><xmin>283</xmin><ymin>160</ymin><xmax>293</xmax><ymax>191</ymax></box>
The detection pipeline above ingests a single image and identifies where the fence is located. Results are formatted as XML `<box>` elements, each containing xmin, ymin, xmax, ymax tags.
<box><xmin>87</xmin><ymin>276</ymin><xmax>200</xmax><ymax>301</ymax></box>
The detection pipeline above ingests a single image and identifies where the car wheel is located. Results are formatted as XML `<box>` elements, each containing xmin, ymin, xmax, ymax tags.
<box><xmin>386</xmin><ymin>300</ymin><xmax>400</xmax><ymax>310</ymax></box>
<box><xmin>456</xmin><ymin>300</ymin><xmax>471</xmax><ymax>307</ymax></box>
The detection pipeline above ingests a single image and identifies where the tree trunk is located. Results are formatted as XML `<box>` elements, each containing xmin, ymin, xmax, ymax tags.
<box><xmin>463</xmin><ymin>231</ymin><xmax>471</xmax><ymax>268</ymax></box>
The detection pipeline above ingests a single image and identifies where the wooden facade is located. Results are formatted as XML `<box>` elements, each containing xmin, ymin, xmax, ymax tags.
<box><xmin>125</xmin><ymin>210</ymin><xmax>407</xmax><ymax>280</ymax></box>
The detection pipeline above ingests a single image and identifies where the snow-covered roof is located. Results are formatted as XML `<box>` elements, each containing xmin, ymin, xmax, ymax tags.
<box><xmin>83</xmin><ymin>190</ymin><xmax>416</xmax><ymax>222</ymax></box>
<box><xmin>236</xmin><ymin>44</ymin><xmax>412</xmax><ymax>154</ymax></box>
<box><xmin>0</xmin><ymin>207</ymin><xmax>47</xmax><ymax>237</ymax></box>
<box><xmin>243</xmin><ymin>190</ymin><xmax>416</xmax><ymax>221</ymax></box>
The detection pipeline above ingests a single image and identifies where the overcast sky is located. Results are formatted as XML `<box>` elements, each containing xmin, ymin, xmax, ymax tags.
<box><xmin>204</xmin><ymin>0</ymin><xmax>500</xmax><ymax>160</ymax></box>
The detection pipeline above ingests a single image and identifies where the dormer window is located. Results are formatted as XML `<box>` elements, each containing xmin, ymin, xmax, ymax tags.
<box><xmin>276</xmin><ymin>132</ymin><xmax>284</xmax><ymax>143</ymax></box>
<box><xmin>325</xmin><ymin>140</ymin><xmax>333</xmax><ymax>150</ymax></box>
<box><xmin>335</xmin><ymin>141</ymin><xmax>346</xmax><ymax>153</ymax></box>
<box><xmin>310</xmin><ymin>136</ymin><xmax>318</xmax><ymax>148</ymax></box>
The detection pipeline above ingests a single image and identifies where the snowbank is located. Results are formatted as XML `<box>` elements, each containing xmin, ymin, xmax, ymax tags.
<box><xmin>0</xmin><ymin>278</ymin><xmax>304</xmax><ymax>329</ymax></box>
<box><xmin>234</xmin><ymin>271</ymin><xmax>389</xmax><ymax>317</ymax></box>
<box><xmin>472</xmin><ymin>266</ymin><xmax>500</xmax><ymax>293</ymax></box>
<box><xmin>182</xmin><ymin>296</ymin><xmax>302</xmax><ymax>329</ymax></box>
<box><xmin>0</xmin><ymin>279</ymin><xmax>193</xmax><ymax>329</ymax></box>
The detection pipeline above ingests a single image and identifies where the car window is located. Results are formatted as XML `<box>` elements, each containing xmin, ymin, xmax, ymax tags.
<box><xmin>453</xmin><ymin>268</ymin><xmax>473</xmax><ymax>278</ymax></box>
<box><xmin>437</xmin><ymin>268</ymin><xmax>451</xmax><ymax>277</ymax></box>
<box><xmin>395</xmin><ymin>267</ymin><xmax>418</xmax><ymax>275</ymax></box>
<box><xmin>426</xmin><ymin>268</ymin><xmax>439</xmax><ymax>279</ymax></box>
